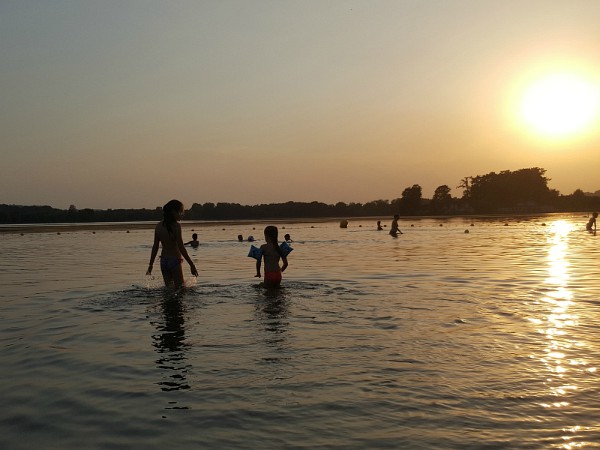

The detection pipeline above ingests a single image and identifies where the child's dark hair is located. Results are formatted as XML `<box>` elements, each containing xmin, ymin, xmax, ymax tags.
<box><xmin>162</xmin><ymin>199</ymin><xmax>183</xmax><ymax>238</ymax></box>
<box><xmin>264</xmin><ymin>225</ymin><xmax>284</xmax><ymax>257</ymax></box>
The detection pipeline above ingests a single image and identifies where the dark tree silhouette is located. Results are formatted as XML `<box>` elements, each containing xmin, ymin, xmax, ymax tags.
<box><xmin>2</xmin><ymin>166</ymin><xmax>599</xmax><ymax>224</ymax></box>
<box><xmin>431</xmin><ymin>185</ymin><xmax>452</xmax><ymax>213</ymax></box>
<box><xmin>398</xmin><ymin>184</ymin><xmax>422</xmax><ymax>215</ymax></box>
<box><xmin>469</xmin><ymin>167</ymin><xmax>553</xmax><ymax>213</ymax></box>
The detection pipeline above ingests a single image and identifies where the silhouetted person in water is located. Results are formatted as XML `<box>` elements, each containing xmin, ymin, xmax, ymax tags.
<box><xmin>389</xmin><ymin>214</ymin><xmax>402</xmax><ymax>238</ymax></box>
<box><xmin>184</xmin><ymin>233</ymin><xmax>199</xmax><ymax>248</ymax></box>
<box><xmin>587</xmin><ymin>212</ymin><xmax>598</xmax><ymax>232</ymax></box>
<box><xmin>147</xmin><ymin>200</ymin><xmax>198</xmax><ymax>289</ymax></box>
<box><xmin>255</xmin><ymin>226</ymin><xmax>289</xmax><ymax>288</ymax></box>
<box><xmin>377</xmin><ymin>221</ymin><xmax>383</xmax><ymax>231</ymax></box>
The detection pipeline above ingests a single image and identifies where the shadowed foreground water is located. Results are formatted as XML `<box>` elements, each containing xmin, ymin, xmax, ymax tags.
<box><xmin>1</xmin><ymin>214</ymin><xmax>599</xmax><ymax>449</ymax></box>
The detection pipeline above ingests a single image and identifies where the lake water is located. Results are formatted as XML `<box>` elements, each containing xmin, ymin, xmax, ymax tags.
<box><xmin>1</xmin><ymin>214</ymin><xmax>599</xmax><ymax>449</ymax></box>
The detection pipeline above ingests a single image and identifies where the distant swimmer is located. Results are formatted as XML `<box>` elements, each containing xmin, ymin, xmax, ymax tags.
<box><xmin>586</xmin><ymin>212</ymin><xmax>598</xmax><ymax>232</ymax></box>
<box><xmin>284</xmin><ymin>233</ymin><xmax>293</xmax><ymax>242</ymax></box>
<box><xmin>185</xmin><ymin>233</ymin><xmax>199</xmax><ymax>248</ymax></box>
<box><xmin>389</xmin><ymin>214</ymin><xmax>403</xmax><ymax>238</ymax></box>
<box><xmin>377</xmin><ymin>220</ymin><xmax>383</xmax><ymax>231</ymax></box>
<box><xmin>147</xmin><ymin>199</ymin><xmax>198</xmax><ymax>289</ymax></box>
<box><xmin>238</xmin><ymin>234</ymin><xmax>244</xmax><ymax>242</ymax></box>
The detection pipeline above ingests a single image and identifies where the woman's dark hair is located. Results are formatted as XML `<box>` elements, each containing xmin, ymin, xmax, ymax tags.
<box><xmin>162</xmin><ymin>199</ymin><xmax>183</xmax><ymax>239</ymax></box>
<box><xmin>264</xmin><ymin>225</ymin><xmax>284</xmax><ymax>257</ymax></box>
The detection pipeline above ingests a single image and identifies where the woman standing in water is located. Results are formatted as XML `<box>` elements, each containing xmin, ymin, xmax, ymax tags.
<box><xmin>147</xmin><ymin>200</ymin><xmax>198</xmax><ymax>289</ymax></box>
<box><xmin>255</xmin><ymin>225</ymin><xmax>288</xmax><ymax>288</ymax></box>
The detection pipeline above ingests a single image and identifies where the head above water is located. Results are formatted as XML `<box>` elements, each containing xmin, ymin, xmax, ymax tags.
<box><xmin>264</xmin><ymin>225</ymin><xmax>279</xmax><ymax>243</ymax></box>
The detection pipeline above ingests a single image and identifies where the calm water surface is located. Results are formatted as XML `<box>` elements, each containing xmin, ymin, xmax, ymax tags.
<box><xmin>1</xmin><ymin>215</ymin><xmax>599</xmax><ymax>449</ymax></box>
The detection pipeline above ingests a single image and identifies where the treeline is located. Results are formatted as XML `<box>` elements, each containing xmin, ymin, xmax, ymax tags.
<box><xmin>2</xmin><ymin>167</ymin><xmax>599</xmax><ymax>224</ymax></box>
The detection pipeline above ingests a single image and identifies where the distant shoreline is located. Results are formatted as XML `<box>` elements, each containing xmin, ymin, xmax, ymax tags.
<box><xmin>0</xmin><ymin>213</ymin><xmax>586</xmax><ymax>235</ymax></box>
<box><xmin>0</xmin><ymin>217</ymin><xmax>360</xmax><ymax>234</ymax></box>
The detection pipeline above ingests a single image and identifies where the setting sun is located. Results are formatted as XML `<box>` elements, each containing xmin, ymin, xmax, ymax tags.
<box><xmin>520</xmin><ymin>74</ymin><xmax>600</xmax><ymax>138</ymax></box>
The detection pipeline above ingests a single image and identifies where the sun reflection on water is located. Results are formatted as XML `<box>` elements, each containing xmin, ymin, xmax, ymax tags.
<box><xmin>533</xmin><ymin>221</ymin><xmax>595</xmax><ymax>448</ymax></box>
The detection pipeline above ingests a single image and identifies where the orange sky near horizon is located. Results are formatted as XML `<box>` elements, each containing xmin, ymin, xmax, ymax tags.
<box><xmin>2</xmin><ymin>1</ymin><xmax>600</xmax><ymax>210</ymax></box>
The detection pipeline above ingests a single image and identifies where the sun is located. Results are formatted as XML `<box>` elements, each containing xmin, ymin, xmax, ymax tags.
<box><xmin>520</xmin><ymin>73</ymin><xmax>600</xmax><ymax>138</ymax></box>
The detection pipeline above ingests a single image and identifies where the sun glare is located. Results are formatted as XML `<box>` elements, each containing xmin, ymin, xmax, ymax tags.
<box><xmin>520</xmin><ymin>73</ymin><xmax>600</xmax><ymax>138</ymax></box>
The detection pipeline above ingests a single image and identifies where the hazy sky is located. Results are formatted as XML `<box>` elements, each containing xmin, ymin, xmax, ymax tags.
<box><xmin>2</xmin><ymin>1</ymin><xmax>600</xmax><ymax>209</ymax></box>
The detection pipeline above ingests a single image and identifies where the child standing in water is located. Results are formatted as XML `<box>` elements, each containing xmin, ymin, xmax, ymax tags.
<box><xmin>147</xmin><ymin>200</ymin><xmax>198</xmax><ymax>289</ymax></box>
<box><xmin>255</xmin><ymin>225</ymin><xmax>288</xmax><ymax>287</ymax></box>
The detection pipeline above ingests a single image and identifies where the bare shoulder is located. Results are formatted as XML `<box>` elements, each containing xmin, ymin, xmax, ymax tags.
<box><xmin>154</xmin><ymin>221</ymin><xmax>163</xmax><ymax>235</ymax></box>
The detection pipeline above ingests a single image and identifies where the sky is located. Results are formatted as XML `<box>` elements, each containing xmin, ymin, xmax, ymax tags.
<box><xmin>2</xmin><ymin>0</ymin><xmax>600</xmax><ymax>210</ymax></box>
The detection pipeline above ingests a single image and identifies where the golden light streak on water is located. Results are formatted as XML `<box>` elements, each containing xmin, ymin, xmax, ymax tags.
<box><xmin>535</xmin><ymin>221</ymin><xmax>591</xmax><ymax>448</ymax></box>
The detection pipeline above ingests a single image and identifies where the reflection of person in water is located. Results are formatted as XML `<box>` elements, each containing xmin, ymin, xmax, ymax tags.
<box><xmin>254</xmin><ymin>289</ymin><xmax>290</xmax><ymax>349</ymax></box>
<box><xmin>152</xmin><ymin>295</ymin><xmax>190</xmax><ymax>393</ymax></box>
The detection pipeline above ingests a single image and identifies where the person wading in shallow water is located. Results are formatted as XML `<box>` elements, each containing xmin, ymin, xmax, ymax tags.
<box><xmin>255</xmin><ymin>225</ymin><xmax>288</xmax><ymax>288</ymax></box>
<box><xmin>389</xmin><ymin>214</ymin><xmax>403</xmax><ymax>238</ymax></box>
<box><xmin>586</xmin><ymin>212</ymin><xmax>598</xmax><ymax>233</ymax></box>
<box><xmin>147</xmin><ymin>199</ymin><xmax>198</xmax><ymax>289</ymax></box>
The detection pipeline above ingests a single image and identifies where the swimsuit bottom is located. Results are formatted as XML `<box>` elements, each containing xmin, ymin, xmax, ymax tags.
<box><xmin>160</xmin><ymin>256</ymin><xmax>183</xmax><ymax>272</ymax></box>
<box><xmin>264</xmin><ymin>271</ymin><xmax>282</xmax><ymax>285</ymax></box>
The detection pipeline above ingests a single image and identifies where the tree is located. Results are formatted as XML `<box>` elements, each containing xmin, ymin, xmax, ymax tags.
<box><xmin>399</xmin><ymin>184</ymin><xmax>422</xmax><ymax>215</ymax></box>
<box><xmin>67</xmin><ymin>204</ymin><xmax>78</xmax><ymax>222</ymax></box>
<box><xmin>457</xmin><ymin>177</ymin><xmax>471</xmax><ymax>200</ymax></box>
<box><xmin>468</xmin><ymin>167</ymin><xmax>553</xmax><ymax>213</ymax></box>
<box><xmin>431</xmin><ymin>185</ymin><xmax>452</xmax><ymax>213</ymax></box>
